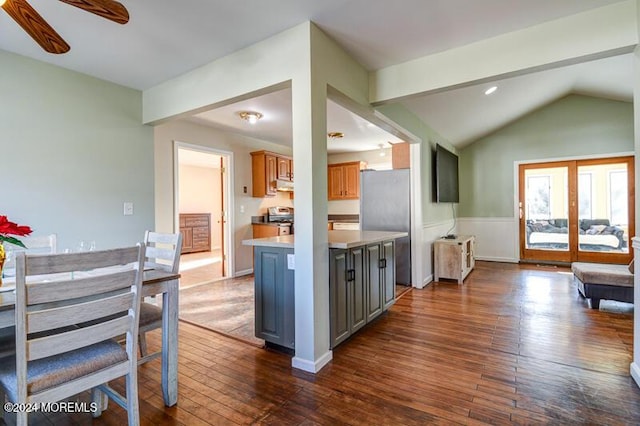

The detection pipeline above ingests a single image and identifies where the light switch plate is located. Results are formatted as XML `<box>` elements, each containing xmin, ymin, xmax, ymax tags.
<box><xmin>123</xmin><ymin>202</ymin><xmax>134</xmax><ymax>216</ymax></box>
<box><xmin>287</xmin><ymin>253</ymin><xmax>295</xmax><ymax>270</ymax></box>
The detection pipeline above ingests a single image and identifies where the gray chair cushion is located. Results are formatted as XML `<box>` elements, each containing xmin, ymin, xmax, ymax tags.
<box><xmin>0</xmin><ymin>339</ymin><xmax>127</xmax><ymax>401</ymax></box>
<box><xmin>140</xmin><ymin>302</ymin><xmax>162</xmax><ymax>327</ymax></box>
<box><xmin>0</xmin><ymin>326</ymin><xmax>15</xmax><ymax>359</ymax></box>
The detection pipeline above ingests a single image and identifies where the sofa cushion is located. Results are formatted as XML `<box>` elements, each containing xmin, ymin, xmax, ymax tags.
<box><xmin>571</xmin><ymin>262</ymin><xmax>634</xmax><ymax>287</ymax></box>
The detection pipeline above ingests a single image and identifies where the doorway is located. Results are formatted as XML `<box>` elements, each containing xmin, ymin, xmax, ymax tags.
<box><xmin>519</xmin><ymin>156</ymin><xmax>634</xmax><ymax>264</ymax></box>
<box><xmin>175</xmin><ymin>143</ymin><xmax>232</xmax><ymax>285</ymax></box>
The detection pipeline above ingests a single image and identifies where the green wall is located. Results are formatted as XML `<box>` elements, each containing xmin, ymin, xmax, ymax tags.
<box><xmin>459</xmin><ymin>94</ymin><xmax>634</xmax><ymax>218</ymax></box>
<box><xmin>375</xmin><ymin>103</ymin><xmax>457</xmax><ymax>224</ymax></box>
<box><xmin>0</xmin><ymin>50</ymin><xmax>154</xmax><ymax>250</ymax></box>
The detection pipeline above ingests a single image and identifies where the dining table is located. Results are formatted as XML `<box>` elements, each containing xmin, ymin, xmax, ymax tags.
<box><xmin>0</xmin><ymin>267</ymin><xmax>180</xmax><ymax>407</ymax></box>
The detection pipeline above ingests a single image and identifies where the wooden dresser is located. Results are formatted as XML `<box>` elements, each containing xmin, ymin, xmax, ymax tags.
<box><xmin>179</xmin><ymin>213</ymin><xmax>211</xmax><ymax>254</ymax></box>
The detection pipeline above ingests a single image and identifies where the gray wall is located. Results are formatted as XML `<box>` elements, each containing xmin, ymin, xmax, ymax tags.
<box><xmin>1</xmin><ymin>50</ymin><xmax>154</xmax><ymax>250</ymax></box>
<box><xmin>459</xmin><ymin>94</ymin><xmax>634</xmax><ymax>218</ymax></box>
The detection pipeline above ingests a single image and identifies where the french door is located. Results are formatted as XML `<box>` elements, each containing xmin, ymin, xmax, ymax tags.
<box><xmin>519</xmin><ymin>156</ymin><xmax>634</xmax><ymax>264</ymax></box>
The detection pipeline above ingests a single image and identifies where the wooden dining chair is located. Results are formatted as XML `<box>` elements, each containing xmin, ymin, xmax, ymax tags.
<box><xmin>0</xmin><ymin>245</ymin><xmax>145</xmax><ymax>426</ymax></box>
<box><xmin>138</xmin><ymin>230</ymin><xmax>182</xmax><ymax>364</ymax></box>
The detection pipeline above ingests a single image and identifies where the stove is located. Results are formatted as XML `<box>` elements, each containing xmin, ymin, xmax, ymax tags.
<box><xmin>267</xmin><ymin>206</ymin><xmax>294</xmax><ymax>224</ymax></box>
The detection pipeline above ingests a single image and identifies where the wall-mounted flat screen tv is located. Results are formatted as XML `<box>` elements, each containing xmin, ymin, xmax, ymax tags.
<box><xmin>435</xmin><ymin>144</ymin><xmax>459</xmax><ymax>203</ymax></box>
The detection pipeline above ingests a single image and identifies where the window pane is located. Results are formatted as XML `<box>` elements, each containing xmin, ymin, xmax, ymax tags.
<box><xmin>524</xmin><ymin>167</ymin><xmax>568</xmax><ymax>251</ymax></box>
<box><xmin>578</xmin><ymin>173</ymin><xmax>592</xmax><ymax>219</ymax></box>
<box><xmin>577</xmin><ymin>163</ymin><xmax>628</xmax><ymax>254</ymax></box>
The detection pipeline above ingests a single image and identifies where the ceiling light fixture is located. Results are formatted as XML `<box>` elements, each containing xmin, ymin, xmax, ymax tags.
<box><xmin>238</xmin><ymin>111</ymin><xmax>263</xmax><ymax>124</ymax></box>
<box><xmin>378</xmin><ymin>143</ymin><xmax>386</xmax><ymax>157</ymax></box>
<box><xmin>328</xmin><ymin>132</ymin><xmax>344</xmax><ymax>139</ymax></box>
<box><xmin>484</xmin><ymin>86</ymin><xmax>498</xmax><ymax>95</ymax></box>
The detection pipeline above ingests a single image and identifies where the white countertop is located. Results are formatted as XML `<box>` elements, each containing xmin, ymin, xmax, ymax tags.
<box><xmin>242</xmin><ymin>230</ymin><xmax>408</xmax><ymax>249</ymax></box>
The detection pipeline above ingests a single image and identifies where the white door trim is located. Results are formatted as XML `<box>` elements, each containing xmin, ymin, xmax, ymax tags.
<box><xmin>174</xmin><ymin>141</ymin><xmax>235</xmax><ymax>278</ymax></box>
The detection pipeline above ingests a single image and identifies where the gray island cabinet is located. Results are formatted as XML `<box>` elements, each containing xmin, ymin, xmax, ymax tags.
<box><xmin>330</xmin><ymin>239</ymin><xmax>395</xmax><ymax>348</ymax></box>
<box><xmin>253</xmin><ymin>245</ymin><xmax>295</xmax><ymax>349</ymax></box>
<box><xmin>243</xmin><ymin>230</ymin><xmax>407</xmax><ymax>350</ymax></box>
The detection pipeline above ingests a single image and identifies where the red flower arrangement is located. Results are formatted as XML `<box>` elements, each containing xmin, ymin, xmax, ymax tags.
<box><xmin>0</xmin><ymin>215</ymin><xmax>33</xmax><ymax>248</ymax></box>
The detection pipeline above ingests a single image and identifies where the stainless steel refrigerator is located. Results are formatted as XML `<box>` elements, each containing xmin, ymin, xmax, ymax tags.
<box><xmin>360</xmin><ymin>169</ymin><xmax>411</xmax><ymax>285</ymax></box>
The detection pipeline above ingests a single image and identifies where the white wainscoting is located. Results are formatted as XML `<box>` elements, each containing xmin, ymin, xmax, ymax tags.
<box><xmin>457</xmin><ymin>217</ymin><xmax>519</xmax><ymax>263</ymax></box>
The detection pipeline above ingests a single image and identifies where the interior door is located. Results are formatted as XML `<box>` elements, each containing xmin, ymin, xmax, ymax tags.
<box><xmin>519</xmin><ymin>156</ymin><xmax>634</xmax><ymax>264</ymax></box>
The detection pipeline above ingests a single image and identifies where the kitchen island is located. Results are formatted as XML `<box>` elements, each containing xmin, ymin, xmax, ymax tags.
<box><xmin>243</xmin><ymin>230</ymin><xmax>408</xmax><ymax>350</ymax></box>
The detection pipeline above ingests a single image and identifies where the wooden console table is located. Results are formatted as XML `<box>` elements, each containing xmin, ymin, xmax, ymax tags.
<box><xmin>434</xmin><ymin>235</ymin><xmax>475</xmax><ymax>284</ymax></box>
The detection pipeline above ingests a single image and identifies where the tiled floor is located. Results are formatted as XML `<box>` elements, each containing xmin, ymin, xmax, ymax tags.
<box><xmin>177</xmin><ymin>250</ymin><xmax>261</xmax><ymax>345</ymax></box>
<box><xmin>179</xmin><ymin>249</ymin><xmax>224</xmax><ymax>289</ymax></box>
<box><xmin>177</xmin><ymin>254</ymin><xmax>416</xmax><ymax>346</ymax></box>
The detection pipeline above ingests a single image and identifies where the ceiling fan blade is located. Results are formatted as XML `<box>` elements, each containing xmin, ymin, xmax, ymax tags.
<box><xmin>59</xmin><ymin>0</ymin><xmax>129</xmax><ymax>24</ymax></box>
<box><xmin>2</xmin><ymin>0</ymin><xmax>70</xmax><ymax>54</ymax></box>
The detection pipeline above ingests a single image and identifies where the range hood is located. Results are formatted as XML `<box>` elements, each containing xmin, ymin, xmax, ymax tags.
<box><xmin>275</xmin><ymin>179</ymin><xmax>294</xmax><ymax>192</ymax></box>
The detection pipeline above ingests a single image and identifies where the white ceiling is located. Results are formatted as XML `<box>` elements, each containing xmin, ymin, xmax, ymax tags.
<box><xmin>0</xmin><ymin>0</ymin><xmax>631</xmax><ymax>149</ymax></box>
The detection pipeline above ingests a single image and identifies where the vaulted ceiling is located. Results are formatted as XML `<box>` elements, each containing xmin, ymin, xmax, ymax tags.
<box><xmin>0</xmin><ymin>0</ymin><xmax>631</xmax><ymax>150</ymax></box>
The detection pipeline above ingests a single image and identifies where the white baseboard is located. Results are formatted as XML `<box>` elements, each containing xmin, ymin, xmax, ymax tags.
<box><xmin>292</xmin><ymin>350</ymin><xmax>333</xmax><ymax>373</ymax></box>
<box><xmin>234</xmin><ymin>268</ymin><xmax>253</xmax><ymax>277</ymax></box>
<box><xmin>631</xmin><ymin>362</ymin><xmax>640</xmax><ymax>388</ymax></box>
<box><xmin>421</xmin><ymin>275</ymin><xmax>434</xmax><ymax>288</ymax></box>
<box><xmin>475</xmin><ymin>256</ymin><xmax>519</xmax><ymax>263</ymax></box>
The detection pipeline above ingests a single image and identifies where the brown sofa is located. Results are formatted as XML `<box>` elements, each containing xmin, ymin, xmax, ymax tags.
<box><xmin>571</xmin><ymin>262</ymin><xmax>634</xmax><ymax>309</ymax></box>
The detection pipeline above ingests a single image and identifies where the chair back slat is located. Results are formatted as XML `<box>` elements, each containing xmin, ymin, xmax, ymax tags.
<box><xmin>24</xmin><ymin>246</ymin><xmax>140</xmax><ymax>276</ymax></box>
<box><xmin>27</xmin><ymin>316</ymin><xmax>133</xmax><ymax>361</ymax></box>
<box><xmin>27</xmin><ymin>292</ymin><xmax>135</xmax><ymax>334</ymax></box>
<box><xmin>144</xmin><ymin>231</ymin><xmax>182</xmax><ymax>273</ymax></box>
<box><xmin>26</xmin><ymin>270</ymin><xmax>136</xmax><ymax>305</ymax></box>
<box><xmin>144</xmin><ymin>246</ymin><xmax>176</xmax><ymax>270</ymax></box>
<box><xmin>146</xmin><ymin>232</ymin><xmax>180</xmax><ymax>245</ymax></box>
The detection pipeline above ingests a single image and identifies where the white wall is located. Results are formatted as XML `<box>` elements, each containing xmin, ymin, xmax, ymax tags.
<box><xmin>1</xmin><ymin>50</ymin><xmax>154</xmax><ymax>251</ymax></box>
<box><xmin>179</xmin><ymin>164</ymin><xmax>223</xmax><ymax>249</ymax></box>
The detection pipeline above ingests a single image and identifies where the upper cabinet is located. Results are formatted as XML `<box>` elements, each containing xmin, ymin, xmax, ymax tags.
<box><xmin>328</xmin><ymin>161</ymin><xmax>366</xmax><ymax>200</ymax></box>
<box><xmin>277</xmin><ymin>156</ymin><xmax>293</xmax><ymax>181</ymax></box>
<box><xmin>251</xmin><ymin>150</ymin><xmax>293</xmax><ymax>197</ymax></box>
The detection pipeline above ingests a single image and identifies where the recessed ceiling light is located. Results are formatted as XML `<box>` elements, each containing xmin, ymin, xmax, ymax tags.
<box><xmin>484</xmin><ymin>86</ymin><xmax>498</xmax><ymax>95</ymax></box>
<box><xmin>238</xmin><ymin>111</ymin><xmax>263</xmax><ymax>124</ymax></box>
<box><xmin>328</xmin><ymin>132</ymin><xmax>344</xmax><ymax>139</ymax></box>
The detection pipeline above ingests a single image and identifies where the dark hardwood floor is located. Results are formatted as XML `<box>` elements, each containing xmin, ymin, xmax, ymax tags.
<box><xmin>4</xmin><ymin>261</ymin><xmax>640</xmax><ymax>425</ymax></box>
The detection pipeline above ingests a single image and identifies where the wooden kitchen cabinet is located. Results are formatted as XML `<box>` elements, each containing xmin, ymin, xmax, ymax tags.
<box><xmin>179</xmin><ymin>213</ymin><xmax>211</xmax><ymax>254</ymax></box>
<box><xmin>434</xmin><ymin>235</ymin><xmax>475</xmax><ymax>284</ymax></box>
<box><xmin>252</xmin><ymin>223</ymin><xmax>291</xmax><ymax>238</ymax></box>
<box><xmin>277</xmin><ymin>156</ymin><xmax>293</xmax><ymax>181</ymax></box>
<box><xmin>328</xmin><ymin>161</ymin><xmax>366</xmax><ymax>200</ymax></box>
<box><xmin>251</xmin><ymin>150</ymin><xmax>293</xmax><ymax>197</ymax></box>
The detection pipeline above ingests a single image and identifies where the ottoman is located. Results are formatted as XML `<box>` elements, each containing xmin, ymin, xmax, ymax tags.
<box><xmin>571</xmin><ymin>262</ymin><xmax>634</xmax><ymax>309</ymax></box>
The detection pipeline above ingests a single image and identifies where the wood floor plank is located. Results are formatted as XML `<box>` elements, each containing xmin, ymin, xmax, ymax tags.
<box><xmin>5</xmin><ymin>260</ymin><xmax>640</xmax><ymax>425</ymax></box>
